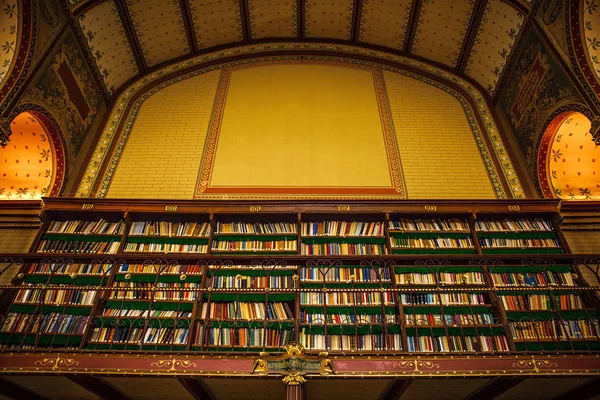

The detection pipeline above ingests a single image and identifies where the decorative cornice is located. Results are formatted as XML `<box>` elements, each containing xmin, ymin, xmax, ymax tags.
<box><xmin>403</xmin><ymin>0</ymin><xmax>421</xmax><ymax>54</ymax></box>
<box><xmin>179</xmin><ymin>0</ymin><xmax>198</xmax><ymax>54</ymax></box>
<box><xmin>457</xmin><ymin>0</ymin><xmax>488</xmax><ymax>74</ymax></box>
<box><xmin>114</xmin><ymin>0</ymin><xmax>147</xmax><ymax>74</ymax></box>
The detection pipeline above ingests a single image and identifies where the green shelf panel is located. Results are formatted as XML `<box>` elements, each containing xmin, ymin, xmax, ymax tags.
<box><xmin>477</xmin><ymin>231</ymin><xmax>557</xmax><ymax>239</ymax></box>
<box><xmin>104</xmin><ymin>301</ymin><xmax>194</xmax><ymax>311</ymax></box>
<box><xmin>0</xmin><ymin>332</ymin><xmax>83</xmax><ymax>346</ymax></box>
<box><xmin>300</xmin><ymin>324</ymin><xmax>401</xmax><ymax>335</ymax></box>
<box><xmin>211</xmin><ymin>251</ymin><xmax>298</xmax><ymax>256</ymax></box>
<box><xmin>394</xmin><ymin>266</ymin><xmax>483</xmax><ymax>273</ymax></box>
<box><xmin>300</xmin><ymin>282</ymin><xmax>393</xmax><ymax>289</ymax></box>
<box><xmin>207</xmin><ymin>269</ymin><xmax>295</xmax><ymax>277</ymax></box>
<box><xmin>404</xmin><ymin>326</ymin><xmax>505</xmax><ymax>336</ymax></box>
<box><xmin>300</xmin><ymin>306</ymin><xmax>397</xmax><ymax>314</ymax></box>
<box><xmin>505</xmin><ymin>309</ymin><xmax>597</xmax><ymax>319</ymax></box>
<box><xmin>114</xmin><ymin>273</ymin><xmax>203</xmax><ymax>283</ymax></box>
<box><xmin>9</xmin><ymin>304</ymin><xmax>93</xmax><ymax>315</ymax></box>
<box><xmin>127</xmin><ymin>236</ymin><xmax>209</xmax><ymax>245</ymax></box>
<box><xmin>391</xmin><ymin>248</ymin><xmax>477</xmax><ymax>255</ymax></box>
<box><xmin>390</xmin><ymin>232</ymin><xmax>472</xmax><ymax>238</ymax></box>
<box><xmin>490</xmin><ymin>265</ymin><xmax>572</xmax><ymax>273</ymax></box>
<box><xmin>24</xmin><ymin>275</ymin><xmax>108</xmax><ymax>285</ymax></box>
<box><xmin>514</xmin><ymin>341</ymin><xmax>600</xmax><ymax>351</ymax></box>
<box><xmin>193</xmin><ymin>346</ymin><xmax>285</xmax><ymax>353</ymax></box>
<box><xmin>86</xmin><ymin>343</ymin><xmax>188</xmax><ymax>351</ymax></box>
<box><xmin>94</xmin><ymin>317</ymin><xmax>191</xmax><ymax>328</ymax></box>
<box><xmin>402</xmin><ymin>305</ymin><xmax>492</xmax><ymax>314</ymax></box>
<box><xmin>204</xmin><ymin>293</ymin><xmax>296</xmax><ymax>302</ymax></box>
<box><xmin>301</xmin><ymin>236</ymin><xmax>386</xmax><ymax>244</ymax></box>
<box><xmin>481</xmin><ymin>248</ymin><xmax>564</xmax><ymax>255</ymax></box>
<box><xmin>213</xmin><ymin>234</ymin><xmax>297</xmax><ymax>241</ymax></box>
<box><xmin>42</xmin><ymin>233</ymin><xmax>121</xmax><ymax>242</ymax></box>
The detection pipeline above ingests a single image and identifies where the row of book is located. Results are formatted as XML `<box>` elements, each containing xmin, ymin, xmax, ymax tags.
<box><xmin>118</xmin><ymin>264</ymin><xmax>203</xmax><ymax>275</ymax></box>
<box><xmin>500</xmin><ymin>294</ymin><xmax>584</xmax><ymax>311</ymax></box>
<box><xmin>26</xmin><ymin>263</ymin><xmax>113</xmax><ymax>276</ymax></box>
<box><xmin>211</xmin><ymin>240</ymin><xmax>296</xmax><ymax>252</ymax></box>
<box><xmin>301</xmin><ymin>221</ymin><xmax>384</xmax><ymax>237</ymax></box>
<box><xmin>200</xmin><ymin>302</ymin><xmax>293</xmax><ymax>320</ymax></box>
<box><xmin>404</xmin><ymin>313</ymin><xmax>495</xmax><ymax>326</ymax></box>
<box><xmin>129</xmin><ymin>221</ymin><xmax>210</xmax><ymax>237</ymax></box>
<box><xmin>198</xmin><ymin>327</ymin><xmax>293</xmax><ymax>347</ymax></box>
<box><xmin>400</xmin><ymin>293</ymin><xmax>487</xmax><ymax>306</ymax></box>
<box><xmin>101</xmin><ymin>309</ymin><xmax>192</xmax><ymax>319</ymax></box>
<box><xmin>390</xmin><ymin>237</ymin><xmax>474</xmax><ymax>249</ymax></box>
<box><xmin>215</xmin><ymin>222</ymin><xmax>296</xmax><ymax>234</ymax></box>
<box><xmin>301</xmin><ymin>243</ymin><xmax>387</xmax><ymax>255</ymax></box>
<box><xmin>407</xmin><ymin>335</ymin><xmax>509</xmax><ymax>352</ymax></box>
<box><xmin>207</xmin><ymin>275</ymin><xmax>294</xmax><ymax>289</ymax></box>
<box><xmin>89</xmin><ymin>326</ymin><xmax>189</xmax><ymax>345</ymax></box>
<box><xmin>479</xmin><ymin>238</ymin><xmax>559</xmax><ymax>248</ymax></box>
<box><xmin>510</xmin><ymin>319</ymin><xmax>600</xmax><ymax>340</ymax></box>
<box><xmin>395</xmin><ymin>272</ymin><xmax>484</xmax><ymax>285</ymax></box>
<box><xmin>490</xmin><ymin>271</ymin><xmax>575</xmax><ymax>287</ymax></box>
<box><xmin>388</xmin><ymin>218</ymin><xmax>469</xmax><ymax>232</ymax></box>
<box><xmin>510</xmin><ymin>320</ymin><xmax>559</xmax><ymax>340</ymax></box>
<box><xmin>300</xmin><ymin>267</ymin><xmax>391</xmax><ymax>282</ymax></box>
<box><xmin>474</xmin><ymin>219</ymin><xmax>554</xmax><ymax>232</ymax></box>
<box><xmin>298</xmin><ymin>333</ymin><xmax>402</xmax><ymax>351</ymax></box>
<box><xmin>1</xmin><ymin>312</ymin><xmax>88</xmax><ymax>334</ymax></box>
<box><xmin>299</xmin><ymin>312</ymin><xmax>396</xmax><ymax>324</ymax></box>
<box><xmin>47</xmin><ymin>219</ymin><xmax>125</xmax><ymax>235</ymax></box>
<box><xmin>15</xmin><ymin>288</ymin><xmax>96</xmax><ymax>306</ymax></box>
<box><xmin>300</xmin><ymin>292</ymin><xmax>395</xmax><ymax>306</ymax></box>
<box><xmin>37</xmin><ymin>240</ymin><xmax>120</xmax><ymax>254</ymax></box>
<box><xmin>109</xmin><ymin>282</ymin><xmax>200</xmax><ymax>301</ymax></box>
<box><xmin>123</xmin><ymin>243</ymin><xmax>208</xmax><ymax>253</ymax></box>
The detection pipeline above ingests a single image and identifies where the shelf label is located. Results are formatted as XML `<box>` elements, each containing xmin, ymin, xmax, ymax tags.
<box><xmin>81</xmin><ymin>204</ymin><xmax>94</xmax><ymax>210</ymax></box>
<box><xmin>165</xmin><ymin>205</ymin><xmax>178</xmax><ymax>212</ymax></box>
<box><xmin>337</xmin><ymin>205</ymin><xmax>351</xmax><ymax>211</ymax></box>
<box><xmin>424</xmin><ymin>205</ymin><xmax>437</xmax><ymax>211</ymax></box>
<box><xmin>250</xmin><ymin>206</ymin><xmax>262</xmax><ymax>212</ymax></box>
<box><xmin>508</xmin><ymin>205</ymin><xmax>521</xmax><ymax>211</ymax></box>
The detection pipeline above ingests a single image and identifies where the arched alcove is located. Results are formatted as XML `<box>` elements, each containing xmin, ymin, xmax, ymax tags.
<box><xmin>538</xmin><ymin>111</ymin><xmax>600</xmax><ymax>200</ymax></box>
<box><xmin>0</xmin><ymin>111</ymin><xmax>65</xmax><ymax>200</ymax></box>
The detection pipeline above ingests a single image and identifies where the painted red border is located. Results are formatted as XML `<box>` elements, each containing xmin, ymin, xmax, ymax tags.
<box><xmin>537</xmin><ymin>111</ymin><xmax>572</xmax><ymax>199</ymax></box>
<box><xmin>569</xmin><ymin>0</ymin><xmax>600</xmax><ymax>99</ymax></box>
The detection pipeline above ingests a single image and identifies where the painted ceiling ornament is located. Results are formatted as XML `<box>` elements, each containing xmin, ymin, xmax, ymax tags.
<box><xmin>251</xmin><ymin>342</ymin><xmax>335</xmax><ymax>385</ymax></box>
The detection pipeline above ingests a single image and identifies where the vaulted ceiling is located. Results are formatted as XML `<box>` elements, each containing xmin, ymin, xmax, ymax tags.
<box><xmin>67</xmin><ymin>0</ymin><xmax>530</xmax><ymax>97</ymax></box>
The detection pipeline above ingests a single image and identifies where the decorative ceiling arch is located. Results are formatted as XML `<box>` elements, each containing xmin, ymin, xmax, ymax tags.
<box><xmin>74</xmin><ymin>42</ymin><xmax>524</xmax><ymax>200</ymax></box>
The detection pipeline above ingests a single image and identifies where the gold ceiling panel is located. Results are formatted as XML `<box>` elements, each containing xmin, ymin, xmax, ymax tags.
<box><xmin>125</xmin><ymin>0</ymin><xmax>190</xmax><ymax>67</ymax></box>
<box><xmin>582</xmin><ymin>0</ymin><xmax>600</xmax><ymax>81</ymax></box>
<box><xmin>78</xmin><ymin>0</ymin><xmax>138</xmax><ymax>93</ymax></box>
<box><xmin>358</xmin><ymin>0</ymin><xmax>412</xmax><ymax>50</ymax></box>
<box><xmin>248</xmin><ymin>0</ymin><xmax>297</xmax><ymax>39</ymax></box>
<box><xmin>305</xmin><ymin>0</ymin><xmax>354</xmax><ymax>40</ymax></box>
<box><xmin>411</xmin><ymin>0</ymin><xmax>475</xmax><ymax>68</ymax></box>
<box><xmin>0</xmin><ymin>0</ymin><xmax>17</xmax><ymax>89</ymax></box>
<box><xmin>465</xmin><ymin>0</ymin><xmax>525</xmax><ymax>95</ymax></box>
<box><xmin>189</xmin><ymin>0</ymin><xmax>244</xmax><ymax>48</ymax></box>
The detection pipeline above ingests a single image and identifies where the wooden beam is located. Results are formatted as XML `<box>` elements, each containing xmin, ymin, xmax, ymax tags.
<box><xmin>378</xmin><ymin>379</ymin><xmax>412</xmax><ymax>400</ymax></box>
<box><xmin>456</xmin><ymin>0</ymin><xmax>488</xmax><ymax>73</ymax></box>
<box><xmin>351</xmin><ymin>0</ymin><xmax>363</xmax><ymax>43</ymax></box>
<box><xmin>240</xmin><ymin>0</ymin><xmax>251</xmax><ymax>42</ymax></box>
<box><xmin>114</xmin><ymin>0</ymin><xmax>147</xmax><ymax>74</ymax></box>
<box><xmin>403</xmin><ymin>0</ymin><xmax>421</xmax><ymax>54</ymax></box>
<box><xmin>551</xmin><ymin>378</ymin><xmax>600</xmax><ymax>400</ymax></box>
<box><xmin>0</xmin><ymin>377</ymin><xmax>52</xmax><ymax>400</ymax></box>
<box><xmin>178</xmin><ymin>377</ymin><xmax>216</xmax><ymax>400</ymax></box>
<box><xmin>180</xmin><ymin>0</ymin><xmax>198</xmax><ymax>54</ymax></box>
<box><xmin>464</xmin><ymin>377</ymin><xmax>526</xmax><ymax>400</ymax></box>
<box><xmin>297</xmin><ymin>0</ymin><xmax>305</xmax><ymax>39</ymax></box>
<box><xmin>69</xmin><ymin>376</ymin><xmax>133</xmax><ymax>400</ymax></box>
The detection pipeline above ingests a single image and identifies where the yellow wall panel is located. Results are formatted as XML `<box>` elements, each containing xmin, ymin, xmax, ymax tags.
<box><xmin>107</xmin><ymin>70</ymin><xmax>221</xmax><ymax>199</ymax></box>
<box><xmin>383</xmin><ymin>71</ymin><xmax>495</xmax><ymax>199</ymax></box>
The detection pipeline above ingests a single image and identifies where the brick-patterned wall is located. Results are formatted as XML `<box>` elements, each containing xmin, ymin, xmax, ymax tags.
<box><xmin>0</xmin><ymin>206</ymin><xmax>40</xmax><ymax>284</ymax></box>
<box><xmin>563</xmin><ymin>228</ymin><xmax>600</xmax><ymax>286</ymax></box>
<box><xmin>383</xmin><ymin>71</ymin><xmax>496</xmax><ymax>199</ymax></box>
<box><xmin>107</xmin><ymin>70</ymin><xmax>221</xmax><ymax>198</ymax></box>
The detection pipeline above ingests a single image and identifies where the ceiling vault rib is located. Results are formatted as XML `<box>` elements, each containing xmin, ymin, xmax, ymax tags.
<box><xmin>463</xmin><ymin>377</ymin><xmax>526</xmax><ymax>400</ymax></box>
<box><xmin>297</xmin><ymin>0</ymin><xmax>305</xmax><ymax>39</ymax></box>
<box><xmin>551</xmin><ymin>378</ymin><xmax>600</xmax><ymax>400</ymax></box>
<box><xmin>0</xmin><ymin>377</ymin><xmax>52</xmax><ymax>400</ymax></box>
<box><xmin>114</xmin><ymin>0</ymin><xmax>148</xmax><ymax>74</ymax></box>
<box><xmin>240</xmin><ymin>0</ymin><xmax>251</xmax><ymax>43</ymax></box>
<box><xmin>68</xmin><ymin>376</ymin><xmax>133</xmax><ymax>400</ymax></box>
<box><xmin>351</xmin><ymin>0</ymin><xmax>363</xmax><ymax>43</ymax></box>
<box><xmin>180</xmin><ymin>0</ymin><xmax>198</xmax><ymax>54</ymax></box>
<box><xmin>57</xmin><ymin>0</ymin><xmax>111</xmax><ymax>103</ymax></box>
<box><xmin>403</xmin><ymin>0</ymin><xmax>422</xmax><ymax>54</ymax></box>
<box><xmin>178</xmin><ymin>377</ymin><xmax>217</xmax><ymax>400</ymax></box>
<box><xmin>456</xmin><ymin>0</ymin><xmax>488</xmax><ymax>74</ymax></box>
<box><xmin>378</xmin><ymin>379</ymin><xmax>413</xmax><ymax>400</ymax></box>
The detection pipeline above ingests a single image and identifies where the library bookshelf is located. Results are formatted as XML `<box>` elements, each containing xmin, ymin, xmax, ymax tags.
<box><xmin>0</xmin><ymin>198</ymin><xmax>598</xmax><ymax>358</ymax></box>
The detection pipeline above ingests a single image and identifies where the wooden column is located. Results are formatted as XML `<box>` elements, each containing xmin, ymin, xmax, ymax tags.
<box><xmin>285</xmin><ymin>382</ymin><xmax>305</xmax><ymax>400</ymax></box>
